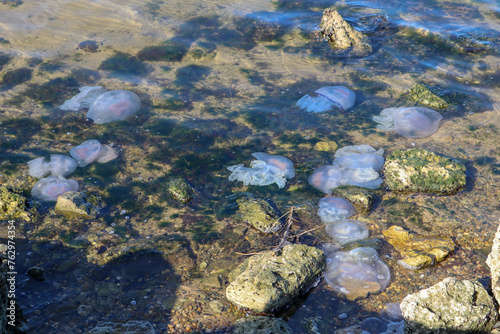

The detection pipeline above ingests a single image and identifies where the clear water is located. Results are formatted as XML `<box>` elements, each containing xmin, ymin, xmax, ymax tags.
<box><xmin>0</xmin><ymin>0</ymin><xmax>499</xmax><ymax>333</ymax></box>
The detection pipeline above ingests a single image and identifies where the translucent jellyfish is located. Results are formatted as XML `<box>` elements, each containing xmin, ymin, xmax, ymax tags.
<box><xmin>28</xmin><ymin>155</ymin><xmax>78</xmax><ymax>178</ymax></box>
<box><xmin>318</xmin><ymin>197</ymin><xmax>356</xmax><ymax>223</ymax></box>
<box><xmin>87</xmin><ymin>90</ymin><xmax>141</xmax><ymax>124</ymax></box>
<box><xmin>70</xmin><ymin>140</ymin><xmax>117</xmax><ymax>167</ymax></box>
<box><xmin>342</xmin><ymin>167</ymin><xmax>383</xmax><ymax>188</ymax></box>
<box><xmin>373</xmin><ymin>107</ymin><xmax>443</xmax><ymax>138</ymax></box>
<box><xmin>58</xmin><ymin>86</ymin><xmax>107</xmax><ymax>111</ymax></box>
<box><xmin>31</xmin><ymin>175</ymin><xmax>79</xmax><ymax>202</ymax></box>
<box><xmin>325</xmin><ymin>219</ymin><xmax>369</xmax><ymax>245</ymax></box>
<box><xmin>325</xmin><ymin>247</ymin><xmax>391</xmax><ymax>299</ymax></box>
<box><xmin>227</xmin><ymin>153</ymin><xmax>295</xmax><ymax>188</ymax></box>
<box><xmin>296</xmin><ymin>86</ymin><xmax>355</xmax><ymax>112</ymax></box>
<box><xmin>334</xmin><ymin>153</ymin><xmax>385</xmax><ymax>171</ymax></box>
<box><xmin>251</xmin><ymin>152</ymin><xmax>295</xmax><ymax>179</ymax></box>
<box><xmin>334</xmin><ymin>145</ymin><xmax>384</xmax><ymax>158</ymax></box>
<box><xmin>308</xmin><ymin>165</ymin><xmax>344</xmax><ymax>195</ymax></box>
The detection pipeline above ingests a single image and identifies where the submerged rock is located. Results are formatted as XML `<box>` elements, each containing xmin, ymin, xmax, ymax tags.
<box><xmin>226</xmin><ymin>244</ymin><xmax>325</xmax><ymax>313</ymax></box>
<box><xmin>27</xmin><ymin>266</ymin><xmax>45</xmax><ymax>281</ymax></box>
<box><xmin>233</xmin><ymin>316</ymin><xmax>293</xmax><ymax>334</ymax></box>
<box><xmin>406</xmin><ymin>84</ymin><xmax>450</xmax><ymax>110</ymax></box>
<box><xmin>54</xmin><ymin>191</ymin><xmax>100</xmax><ymax>219</ymax></box>
<box><xmin>332</xmin><ymin>186</ymin><xmax>376</xmax><ymax>215</ymax></box>
<box><xmin>486</xmin><ymin>223</ymin><xmax>500</xmax><ymax>307</ymax></box>
<box><xmin>237</xmin><ymin>194</ymin><xmax>283</xmax><ymax>234</ymax></box>
<box><xmin>382</xmin><ymin>226</ymin><xmax>454</xmax><ymax>270</ymax></box>
<box><xmin>401</xmin><ymin>277</ymin><xmax>498</xmax><ymax>333</ymax></box>
<box><xmin>0</xmin><ymin>187</ymin><xmax>30</xmax><ymax>220</ymax></box>
<box><xmin>383</xmin><ymin>148</ymin><xmax>466</xmax><ymax>195</ymax></box>
<box><xmin>87</xmin><ymin>320</ymin><xmax>156</xmax><ymax>334</ymax></box>
<box><xmin>166</xmin><ymin>178</ymin><xmax>195</xmax><ymax>204</ymax></box>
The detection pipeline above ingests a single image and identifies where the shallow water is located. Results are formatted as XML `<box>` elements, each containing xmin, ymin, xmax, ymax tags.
<box><xmin>0</xmin><ymin>0</ymin><xmax>499</xmax><ymax>333</ymax></box>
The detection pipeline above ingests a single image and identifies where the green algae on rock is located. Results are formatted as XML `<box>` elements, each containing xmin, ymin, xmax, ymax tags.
<box><xmin>383</xmin><ymin>225</ymin><xmax>455</xmax><ymax>270</ymax></box>
<box><xmin>236</xmin><ymin>194</ymin><xmax>283</xmax><ymax>234</ymax></box>
<box><xmin>166</xmin><ymin>178</ymin><xmax>195</xmax><ymax>204</ymax></box>
<box><xmin>226</xmin><ymin>244</ymin><xmax>325</xmax><ymax>313</ymax></box>
<box><xmin>54</xmin><ymin>191</ymin><xmax>100</xmax><ymax>219</ymax></box>
<box><xmin>383</xmin><ymin>148</ymin><xmax>466</xmax><ymax>195</ymax></box>
<box><xmin>332</xmin><ymin>186</ymin><xmax>377</xmax><ymax>215</ymax></box>
<box><xmin>406</xmin><ymin>84</ymin><xmax>450</xmax><ymax>110</ymax></box>
<box><xmin>233</xmin><ymin>315</ymin><xmax>293</xmax><ymax>334</ymax></box>
<box><xmin>0</xmin><ymin>187</ymin><xmax>30</xmax><ymax>221</ymax></box>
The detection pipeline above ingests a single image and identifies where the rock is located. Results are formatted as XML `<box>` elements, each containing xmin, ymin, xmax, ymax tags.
<box><xmin>86</xmin><ymin>320</ymin><xmax>156</xmax><ymax>334</ymax></box>
<box><xmin>401</xmin><ymin>277</ymin><xmax>498</xmax><ymax>333</ymax></box>
<box><xmin>166</xmin><ymin>178</ymin><xmax>195</xmax><ymax>204</ymax></box>
<box><xmin>233</xmin><ymin>315</ymin><xmax>293</xmax><ymax>334</ymax></box>
<box><xmin>318</xmin><ymin>9</ymin><xmax>365</xmax><ymax>49</ymax></box>
<box><xmin>383</xmin><ymin>148</ymin><xmax>466</xmax><ymax>195</ymax></box>
<box><xmin>486</xmin><ymin>223</ymin><xmax>500</xmax><ymax>307</ymax></box>
<box><xmin>335</xmin><ymin>325</ymin><xmax>369</xmax><ymax>334</ymax></box>
<box><xmin>0</xmin><ymin>187</ymin><xmax>29</xmax><ymax>221</ymax></box>
<box><xmin>54</xmin><ymin>191</ymin><xmax>99</xmax><ymax>219</ymax></box>
<box><xmin>382</xmin><ymin>226</ymin><xmax>454</xmax><ymax>269</ymax></box>
<box><xmin>237</xmin><ymin>194</ymin><xmax>283</xmax><ymax>234</ymax></box>
<box><xmin>313</xmin><ymin>140</ymin><xmax>338</xmax><ymax>152</ymax></box>
<box><xmin>27</xmin><ymin>266</ymin><xmax>45</xmax><ymax>281</ymax></box>
<box><xmin>406</xmin><ymin>84</ymin><xmax>449</xmax><ymax>110</ymax></box>
<box><xmin>332</xmin><ymin>186</ymin><xmax>376</xmax><ymax>215</ymax></box>
<box><xmin>226</xmin><ymin>244</ymin><xmax>325</xmax><ymax>313</ymax></box>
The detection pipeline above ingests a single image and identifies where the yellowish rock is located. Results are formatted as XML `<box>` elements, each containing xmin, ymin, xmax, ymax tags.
<box><xmin>314</xmin><ymin>141</ymin><xmax>338</xmax><ymax>152</ymax></box>
<box><xmin>382</xmin><ymin>225</ymin><xmax>454</xmax><ymax>269</ymax></box>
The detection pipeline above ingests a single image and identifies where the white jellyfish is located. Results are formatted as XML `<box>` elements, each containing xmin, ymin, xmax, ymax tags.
<box><xmin>87</xmin><ymin>90</ymin><xmax>141</xmax><ymax>124</ymax></box>
<box><xmin>373</xmin><ymin>107</ymin><xmax>443</xmax><ymax>138</ymax></box>
<box><xmin>31</xmin><ymin>175</ymin><xmax>79</xmax><ymax>202</ymax></box>
<box><xmin>325</xmin><ymin>219</ymin><xmax>369</xmax><ymax>245</ymax></box>
<box><xmin>317</xmin><ymin>197</ymin><xmax>356</xmax><ymax>223</ymax></box>
<box><xmin>296</xmin><ymin>86</ymin><xmax>356</xmax><ymax>112</ymax></box>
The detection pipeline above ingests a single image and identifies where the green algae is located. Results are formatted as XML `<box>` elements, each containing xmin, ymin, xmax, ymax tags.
<box><xmin>22</xmin><ymin>77</ymin><xmax>79</xmax><ymax>105</ymax></box>
<box><xmin>166</xmin><ymin>178</ymin><xmax>195</xmax><ymax>204</ymax></box>
<box><xmin>137</xmin><ymin>41</ymin><xmax>188</xmax><ymax>62</ymax></box>
<box><xmin>406</xmin><ymin>84</ymin><xmax>450</xmax><ymax>109</ymax></box>
<box><xmin>98</xmin><ymin>51</ymin><xmax>149</xmax><ymax>76</ymax></box>
<box><xmin>1</xmin><ymin>68</ymin><xmax>32</xmax><ymax>88</ymax></box>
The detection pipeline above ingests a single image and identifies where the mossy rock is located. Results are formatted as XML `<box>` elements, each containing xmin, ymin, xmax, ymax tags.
<box><xmin>406</xmin><ymin>84</ymin><xmax>450</xmax><ymax>110</ymax></box>
<box><xmin>166</xmin><ymin>178</ymin><xmax>195</xmax><ymax>204</ymax></box>
<box><xmin>0</xmin><ymin>187</ymin><xmax>30</xmax><ymax>221</ymax></box>
<box><xmin>383</xmin><ymin>148</ymin><xmax>466</xmax><ymax>195</ymax></box>
<box><xmin>233</xmin><ymin>315</ymin><xmax>293</xmax><ymax>334</ymax></box>
<box><xmin>236</xmin><ymin>194</ymin><xmax>283</xmax><ymax>234</ymax></box>
<box><xmin>332</xmin><ymin>186</ymin><xmax>376</xmax><ymax>215</ymax></box>
<box><xmin>54</xmin><ymin>191</ymin><xmax>100</xmax><ymax>219</ymax></box>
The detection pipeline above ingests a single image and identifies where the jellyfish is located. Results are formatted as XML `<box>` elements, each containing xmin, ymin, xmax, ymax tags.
<box><xmin>373</xmin><ymin>107</ymin><xmax>443</xmax><ymax>138</ymax></box>
<box><xmin>27</xmin><ymin>155</ymin><xmax>78</xmax><ymax>178</ymax></box>
<box><xmin>31</xmin><ymin>175</ymin><xmax>79</xmax><ymax>202</ymax></box>
<box><xmin>87</xmin><ymin>90</ymin><xmax>141</xmax><ymax>124</ymax></box>
<box><xmin>325</xmin><ymin>219</ymin><xmax>369</xmax><ymax>245</ymax></box>
<box><xmin>308</xmin><ymin>165</ymin><xmax>344</xmax><ymax>195</ymax></box>
<box><xmin>296</xmin><ymin>86</ymin><xmax>356</xmax><ymax>112</ymax></box>
<box><xmin>317</xmin><ymin>197</ymin><xmax>356</xmax><ymax>223</ymax></box>
<box><xmin>70</xmin><ymin>139</ymin><xmax>117</xmax><ymax>167</ymax></box>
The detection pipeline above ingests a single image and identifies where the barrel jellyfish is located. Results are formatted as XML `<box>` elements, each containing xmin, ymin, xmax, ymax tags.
<box><xmin>325</xmin><ymin>219</ymin><xmax>369</xmax><ymax>245</ymax></box>
<box><xmin>58</xmin><ymin>86</ymin><xmax>107</xmax><ymax>111</ymax></box>
<box><xmin>325</xmin><ymin>247</ymin><xmax>391</xmax><ymax>299</ymax></box>
<box><xmin>227</xmin><ymin>153</ymin><xmax>295</xmax><ymax>188</ymax></box>
<box><xmin>373</xmin><ymin>107</ymin><xmax>443</xmax><ymax>138</ymax></box>
<box><xmin>87</xmin><ymin>90</ymin><xmax>141</xmax><ymax>124</ymax></box>
<box><xmin>31</xmin><ymin>175</ymin><xmax>79</xmax><ymax>202</ymax></box>
<box><xmin>317</xmin><ymin>197</ymin><xmax>356</xmax><ymax>223</ymax></box>
<box><xmin>70</xmin><ymin>139</ymin><xmax>118</xmax><ymax>167</ymax></box>
<box><xmin>28</xmin><ymin>155</ymin><xmax>78</xmax><ymax>178</ymax></box>
<box><xmin>296</xmin><ymin>86</ymin><xmax>356</xmax><ymax>112</ymax></box>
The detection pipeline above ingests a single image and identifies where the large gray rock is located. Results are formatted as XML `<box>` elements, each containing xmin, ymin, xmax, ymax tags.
<box><xmin>226</xmin><ymin>244</ymin><xmax>325</xmax><ymax>313</ymax></box>
<box><xmin>486</xmin><ymin>223</ymin><xmax>500</xmax><ymax>308</ymax></box>
<box><xmin>233</xmin><ymin>315</ymin><xmax>293</xmax><ymax>334</ymax></box>
<box><xmin>383</xmin><ymin>149</ymin><xmax>466</xmax><ymax>195</ymax></box>
<box><xmin>400</xmin><ymin>277</ymin><xmax>498</xmax><ymax>333</ymax></box>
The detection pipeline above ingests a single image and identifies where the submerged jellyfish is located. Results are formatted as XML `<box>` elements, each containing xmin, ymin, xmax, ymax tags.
<box><xmin>296</xmin><ymin>86</ymin><xmax>356</xmax><ymax>112</ymax></box>
<box><xmin>325</xmin><ymin>219</ymin><xmax>369</xmax><ymax>245</ymax></box>
<box><xmin>325</xmin><ymin>247</ymin><xmax>390</xmax><ymax>299</ymax></box>
<box><xmin>70</xmin><ymin>139</ymin><xmax>118</xmax><ymax>167</ymax></box>
<box><xmin>87</xmin><ymin>90</ymin><xmax>141</xmax><ymax>124</ymax></box>
<box><xmin>373</xmin><ymin>107</ymin><xmax>443</xmax><ymax>138</ymax></box>
<box><xmin>27</xmin><ymin>155</ymin><xmax>78</xmax><ymax>178</ymax></box>
<box><xmin>58</xmin><ymin>86</ymin><xmax>107</xmax><ymax>111</ymax></box>
<box><xmin>317</xmin><ymin>197</ymin><xmax>356</xmax><ymax>223</ymax></box>
<box><xmin>334</xmin><ymin>153</ymin><xmax>385</xmax><ymax>171</ymax></box>
<box><xmin>227</xmin><ymin>153</ymin><xmax>295</xmax><ymax>188</ymax></box>
<box><xmin>308</xmin><ymin>165</ymin><xmax>344</xmax><ymax>195</ymax></box>
<box><xmin>31</xmin><ymin>175</ymin><xmax>79</xmax><ymax>202</ymax></box>
<box><xmin>334</xmin><ymin>144</ymin><xmax>384</xmax><ymax>158</ymax></box>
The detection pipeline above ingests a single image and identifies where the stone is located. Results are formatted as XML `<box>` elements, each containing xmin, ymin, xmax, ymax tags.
<box><xmin>406</xmin><ymin>84</ymin><xmax>449</xmax><ymax>110</ymax></box>
<box><xmin>233</xmin><ymin>315</ymin><xmax>293</xmax><ymax>334</ymax></box>
<box><xmin>382</xmin><ymin>226</ymin><xmax>454</xmax><ymax>270</ymax></box>
<box><xmin>166</xmin><ymin>178</ymin><xmax>195</xmax><ymax>204</ymax></box>
<box><xmin>383</xmin><ymin>148</ymin><xmax>466</xmax><ymax>195</ymax></box>
<box><xmin>486</xmin><ymin>222</ymin><xmax>500</xmax><ymax>308</ymax></box>
<box><xmin>54</xmin><ymin>191</ymin><xmax>100</xmax><ymax>219</ymax></box>
<box><xmin>86</xmin><ymin>320</ymin><xmax>156</xmax><ymax>334</ymax></box>
<box><xmin>27</xmin><ymin>266</ymin><xmax>45</xmax><ymax>281</ymax></box>
<box><xmin>226</xmin><ymin>244</ymin><xmax>325</xmax><ymax>313</ymax></box>
<box><xmin>318</xmin><ymin>9</ymin><xmax>365</xmax><ymax>49</ymax></box>
<box><xmin>401</xmin><ymin>277</ymin><xmax>498</xmax><ymax>333</ymax></box>
<box><xmin>332</xmin><ymin>186</ymin><xmax>376</xmax><ymax>215</ymax></box>
<box><xmin>314</xmin><ymin>140</ymin><xmax>338</xmax><ymax>152</ymax></box>
<box><xmin>335</xmin><ymin>325</ymin><xmax>369</xmax><ymax>334</ymax></box>
<box><xmin>0</xmin><ymin>187</ymin><xmax>29</xmax><ymax>221</ymax></box>
<box><xmin>236</xmin><ymin>194</ymin><xmax>283</xmax><ymax>234</ymax></box>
